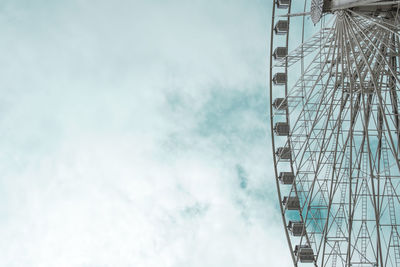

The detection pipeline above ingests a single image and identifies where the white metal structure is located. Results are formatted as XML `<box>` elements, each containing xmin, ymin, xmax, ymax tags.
<box><xmin>269</xmin><ymin>0</ymin><xmax>400</xmax><ymax>266</ymax></box>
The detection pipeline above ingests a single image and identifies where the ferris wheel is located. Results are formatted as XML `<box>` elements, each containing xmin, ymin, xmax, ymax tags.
<box><xmin>269</xmin><ymin>0</ymin><xmax>400</xmax><ymax>266</ymax></box>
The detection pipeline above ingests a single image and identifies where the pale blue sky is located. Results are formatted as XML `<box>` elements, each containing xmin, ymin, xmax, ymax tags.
<box><xmin>0</xmin><ymin>1</ymin><xmax>290</xmax><ymax>266</ymax></box>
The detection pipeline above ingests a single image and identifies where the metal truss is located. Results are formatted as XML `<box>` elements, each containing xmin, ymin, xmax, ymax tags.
<box><xmin>270</xmin><ymin>1</ymin><xmax>400</xmax><ymax>266</ymax></box>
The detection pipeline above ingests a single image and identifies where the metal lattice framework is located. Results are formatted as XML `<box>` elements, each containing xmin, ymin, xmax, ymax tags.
<box><xmin>269</xmin><ymin>1</ymin><xmax>400</xmax><ymax>266</ymax></box>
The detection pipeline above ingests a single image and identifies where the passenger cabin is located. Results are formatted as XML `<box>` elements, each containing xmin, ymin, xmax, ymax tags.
<box><xmin>278</xmin><ymin>172</ymin><xmax>294</xmax><ymax>184</ymax></box>
<box><xmin>282</xmin><ymin>196</ymin><xmax>300</xmax><ymax>210</ymax></box>
<box><xmin>274</xmin><ymin>20</ymin><xmax>289</xmax><ymax>35</ymax></box>
<box><xmin>272</xmin><ymin>98</ymin><xmax>288</xmax><ymax>110</ymax></box>
<box><xmin>276</xmin><ymin>147</ymin><xmax>291</xmax><ymax>160</ymax></box>
<box><xmin>274</xmin><ymin>122</ymin><xmax>290</xmax><ymax>136</ymax></box>
<box><xmin>273</xmin><ymin>47</ymin><xmax>288</xmax><ymax>59</ymax></box>
<box><xmin>288</xmin><ymin>221</ymin><xmax>305</xmax><ymax>236</ymax></box>
<box><xmin>276</xmin><ymin>0</ymin><xmax>290</xmax><ymax>9</ymax></box>
<box><xmin>273</xmin><ymin>73</ymin><xmax>287</xmax><ymax>85</ymax></box>
<box><xmin>294</xmin><ymin>245</ymin><xmax>314</xmax><ymax>263</ymax></box>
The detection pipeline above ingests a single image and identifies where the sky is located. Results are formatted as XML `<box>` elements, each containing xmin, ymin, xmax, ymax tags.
<box><xmin>0</xmin><ymin>1</ymin><xmax>291</xmax><ymax>266</ymax></box>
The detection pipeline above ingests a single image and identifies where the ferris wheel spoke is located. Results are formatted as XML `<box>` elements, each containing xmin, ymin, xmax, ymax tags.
<box><xmin>314</xmin><ymin>22</ymin><xmax>370</xmax><ymax>264</ymax></box>
<box><xmin>342</xmin><ymin>13</ymin><xmax>400</xmax><ymax>265</ymax></box>
<box><xmin>349</xmin><ymin>10</ymin><xmax>400</xmax><ymax>36</ymax></box>
<box><xmin>345</xmin><ymin>14</ymin><xmax>388</xmax><ymax>259</ymax></box>
<box><xmin>347</xmin><ymin>14</ymin><xmax>400</xmax><ymax>90</ymax></box>
<box><xmin>347</xmin><ymin>23</ymin><xmax>388</xmax><ymax>176</ymax></box>
<box><xmin>333</xmin><ymin>0</ymin><xmax>400</xmax><ymax>10</ymax></box>
<box><xmin>354</xmin><ymin>12</ymin><xmax>399</xmax><ymax>32</ymax></box>
<box><xmin>318</xmin><ymin>23</ymin><xmax>353</xmax><ymax>265</ymax></box>
<box><xmin>341</xmin><ymin>20</ymin><xmax>362</xmax><ymax>265</ymax></box>
<box><xmin>335</xmin><ymin>19</ymin><xmax>359</xmax><ymax>265</ymax></box>
<box><xmin>345</xmin><ymin>14</ymin><xmax>400</xmax><ymax>180</ymax></box>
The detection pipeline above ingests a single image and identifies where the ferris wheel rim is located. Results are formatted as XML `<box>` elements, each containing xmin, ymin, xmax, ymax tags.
<box><xmin>269</xmin><ymin>1</ymin><xmax>312</xmax><ymax>266</ymax></box>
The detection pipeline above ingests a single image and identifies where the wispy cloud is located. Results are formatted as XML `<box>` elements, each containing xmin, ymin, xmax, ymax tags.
<box><xmin>0</xmin><ymin>0</ymin><xmax>291</xmax><ymax>266</ymax></box>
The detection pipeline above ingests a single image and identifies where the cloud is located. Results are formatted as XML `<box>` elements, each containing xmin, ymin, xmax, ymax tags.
<box><xmin>0</xmin><ymin>1</ymin><xmax>291</xmax><ymax>266</ymax></box>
